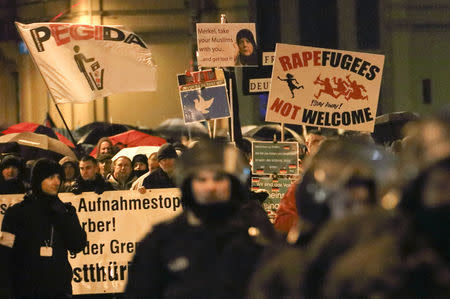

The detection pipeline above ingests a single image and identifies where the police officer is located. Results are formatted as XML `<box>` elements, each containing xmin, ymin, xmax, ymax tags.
<box><xmin>126</xmin><ymin>139</ymin><xmax>276</xmax><ymax>299</ymax></box>
<box><xmin>0</xmin><ymin>158</ymin><xmax>87</xmax><ymax>298</ymax></box>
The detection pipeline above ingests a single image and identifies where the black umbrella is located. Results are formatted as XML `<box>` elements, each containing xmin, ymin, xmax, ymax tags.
<box><xmin>74</xmin><ymin>122</ymin><xmax>133</xmax><ymax>145</ymax></box>
<box><xmin>154</xmin><ymin>118</ymin><xmax>208</xmax><ymax>140</ymax></box>
<box><xmin>243</xmin><ymin>124</ymin><xmax>304</xmax><ymax>143</ymax></box>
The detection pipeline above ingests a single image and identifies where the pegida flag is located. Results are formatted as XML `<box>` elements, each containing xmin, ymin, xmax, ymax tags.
<box><xmin>266</xmin><ymin>43</ymin><xmax>384</xmax><ymax>132</ymax></box>
<box><xmin>16</xmin><ymin>22</ymin><xmax>157</xmax><ymax>103</ymax></box>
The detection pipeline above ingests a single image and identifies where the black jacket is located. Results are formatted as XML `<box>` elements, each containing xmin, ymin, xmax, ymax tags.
<box><xmin>126</xmin><ymin>206</ymin><xmax>273</xmax><ymax>299</ymax></box>
<box><xmin>70</xmin><ymin>174</ymin><xmax>114</xmax><ymax>194</ymax></box>
<box><xmin>142</xmin><ymin>168</ymin><xmax>176</xmax><ymax>189</ymax></box>
<box><xmin>0</xmin><ymin>192</ymin><xmax>87</xmax><ymax>297</ymax></box>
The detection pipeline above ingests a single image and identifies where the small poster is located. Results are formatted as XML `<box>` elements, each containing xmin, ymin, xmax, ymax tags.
<box><xmin>252</xmin><ymin>141</ymin><xmax>299</xmax><ymax>175</ymax></box>
<box><xmin>196</xmin><ymin>23</ymin><xmax>257</xmax><ymax>67</ymax></box>
<box><xmin>251</xmin><ymin>176</ymin><xmax>297</xmax><ymax>222</ymax></box>
<box><xmin>177</xmin><ymin>69</ymin><xmax>230</xmax><ymax>123</ymax></box>
<box><xmin>265</xmin><ymin>43</ymin><xmax>384</xmax><ymax>132</ymax></box>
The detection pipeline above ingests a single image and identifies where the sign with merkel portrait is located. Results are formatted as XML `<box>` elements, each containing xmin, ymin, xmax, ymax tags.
<box><xmin>196</xmin><ymin>23</ymin><xmax>257</xmax><ymax>67</ymax></box>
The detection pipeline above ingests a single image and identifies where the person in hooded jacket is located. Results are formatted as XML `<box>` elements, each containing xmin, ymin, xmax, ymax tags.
<box><xmin>0</xmin><ymin>158</ymin><xmax>87</xmax><ymax>298</ymax></box>
<box><xmin>0</xmin><ymin>155</ymin><xmax>28</xmax><ymax>194</ymax></box>
<box><xmin>125</xmin><ymin>139</ymin><xmax>278</xmax><ymax>299</ymax></box>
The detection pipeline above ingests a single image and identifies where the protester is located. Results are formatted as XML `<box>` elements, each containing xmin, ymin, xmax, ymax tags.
<box><xmin>0</xmin><ymin>158</ymin><xmax>87</xmax><ymax>298</ymax></box>
<box><xmin>70</xmin><ymin>155</ymin><xmax>114</xmax><ymax>194</ymax></box>
<box><xmin>59</xmin><ymin>155</ymin><xmax>79</xmax><ymax>192</ymax></box>
<box><xmin>95</xmin><ymin>137</ymin><xmax>114</xmax><ymax>158</ymax></box>
<box><xmin>142</xmin><ymin>143</ymin><xmax>178</xmax><ymax>189</ymax></box>
<box><xmin>126</xmin><ymin>139</ymin><xmax>277</xmax><ymax>298</ymax></box>
<box><xmin>107</xmin><ymin>156</ymin><xmax>136</xmax><ymax>190</ymax></box>
<box><xmin>0</xmin><ymin>155</ymin><xmax>28</xmax><ymax>194</ymax></box>
<box><xmin>97</xmin><ymin>153</ymin><xmax>113</xmax><ymax>179</ymax></box>
<box><xmin>247</xmin><ymin>138</ymin><xmax>399</xmax><ymax>298</ymax></box>
<box><xmin>131</xmin><ymin>154</ymin><xmax>149</xmax><ymax>178</ymax></box>
<box><xmin>273</xmin><ymin>129</ymin><xmax>328</xmax><ymax>233</ymax></box>
<box><xmin>130</xmin><ymin>152</ymin><xmax>159</xmax><ymax>191</ymax></box>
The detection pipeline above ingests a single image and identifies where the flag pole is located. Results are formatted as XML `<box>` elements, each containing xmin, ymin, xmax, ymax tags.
<box><xmin>15</xmin><ymin>22</ymin><xmax>82</xmax><ymax>155</ymax></box>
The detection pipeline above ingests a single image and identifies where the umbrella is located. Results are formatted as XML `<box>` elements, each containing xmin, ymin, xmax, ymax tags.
<box><xmin>75</xmin><ymin>122</ymin><xmax>133</xmax><ymax>145</ymax></box>
<box><xmin>112</xmin><ymin>146</ymin><xmax>160</xmax><ymax>161</ymax></box>
<box><xmin>2</xmin><ymin>122</ymin><xmax>75</xmax><ymax>148</ymax></box>
<box><xmin>154</xmin><ymin>118</ymin><xmax>208</xmax><ymax>140</ymax></box>
<box><xmin>90</xmin><ymin>130</ymin><xmax>166</xmax><ymax>157</ymax></box>
<box><xmin>0</xmin><ymin>132</ymin><xmax>77</xmax><ymax>162</ymax></box>
<box><xmin>373</xmin><ymin>111</ymin><xmax>420</xmax><ymax>145</ymax></box>
<box><xmin>243</xmin><ymin>124</ymin><xmax>304</xmax><ymax>143</ymax></box>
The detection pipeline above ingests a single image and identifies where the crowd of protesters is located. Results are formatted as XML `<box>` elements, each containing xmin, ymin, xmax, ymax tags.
<box><xmin>0</xmin><ymin>107</ymin><xmax>449</xmax><ymax>298</ymax></box>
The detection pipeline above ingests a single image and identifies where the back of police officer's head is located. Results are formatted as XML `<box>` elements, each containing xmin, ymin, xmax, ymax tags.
<box><xmin>31</xmin><ymin>158</ymin><xmax>63</xmax><ymax>196</ymax></box>
<box><xmin>175</xmin><ymin>139</ymin><xmax>251</xmax><ymax>223</ymax></box>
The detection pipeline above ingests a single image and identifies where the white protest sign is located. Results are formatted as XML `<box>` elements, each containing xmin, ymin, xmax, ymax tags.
<box><xmin>16</xmin><ymin>22</ymin><xmax>157</xmax><ymax>103</ymax></box>
<box><xmin>197</xmin><ymin>23</ymin><xmax>257</xmax><ymax>67</ymax></box>
<box><xmin>266</xmin><ymin>44</ymin><xmax>385</xmax><ymax>132</ymax></box>
<box><xmin>1</xmin><ymin>189</ymin><xmax>182</xmax><ymax>295</ymax></box>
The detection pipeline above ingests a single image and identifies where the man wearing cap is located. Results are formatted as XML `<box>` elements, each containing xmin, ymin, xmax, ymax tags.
<box><xmin>126</xmin><ymin>140</ymin><xmax>277</xmax><ymax>299</ymax></box>
<box><xmin>0</xmin><ymin>158</ymin><xmax>87</xmax><ymax>298</ymax></box>
<box><xmin>142</xmin><ymin>143</ymin><xmax>178</xmax><ymax>189</ymax></box>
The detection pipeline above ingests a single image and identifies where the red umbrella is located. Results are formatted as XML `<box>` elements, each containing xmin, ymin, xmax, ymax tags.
<box><xmin>2</xmin><ymin>122</ymin><xmax>75</xmax><ymax>148</ymax></box>
<box><xmin>90</xmin><ymin>130</ymin><xmax>166</xmax><ymax>156</ymax></box>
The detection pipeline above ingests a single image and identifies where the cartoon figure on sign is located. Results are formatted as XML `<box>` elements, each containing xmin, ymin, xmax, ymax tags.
<box><xmin>314</xmin><ymin>75</ymin><xmax>337</xmax><ymax>99</ymax></box>
<box><xmin>332</xmin><ymin>77</ymin><xmax>349</xmax><ymax>98</ymax></box>
<box><xmin>73</xmin><ymin>45</ymin><xmax>104</xmax><ymax>91</ymax></box>
<box><xmin>345</xmin><ymin>75</ymin><xmax>368</xmax><ymax>101</ymax></box>
<box><xmin>278</xmin><ymin>73</ymin><xmax>304</xmax><ymax>98</ymax></box>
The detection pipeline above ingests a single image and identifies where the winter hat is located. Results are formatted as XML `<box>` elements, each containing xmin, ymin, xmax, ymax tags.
<box><xmin>59</xmin><ymin>156</ymin><xmax>78</xmax><ymax>167</ymax></box>
<box><xmin>132</xmin><ymin>154</ymin><xmax>149</xmax><ymax>168</ymax></box>
<box><xmin>0</xmin><ymin>155</ymin><xmax>24</xmax><ymax>173</ymax></box>
<box><xmin>31</xmin><ymin>158</ymin><xmax>63</xmax><ymax>195</ymax></box>
<box><xmin>157</xmin><ymin>144</ymin><xmax>178</xmax><ymax>162</ymax></box>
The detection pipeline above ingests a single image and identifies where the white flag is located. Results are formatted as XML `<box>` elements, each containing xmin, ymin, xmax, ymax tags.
<box><xmin>16</xmin><ymin>22</ymin><xmax>157</xmax><ymax>103</ymax></box>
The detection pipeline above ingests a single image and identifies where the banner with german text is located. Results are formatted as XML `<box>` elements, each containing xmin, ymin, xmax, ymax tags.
<box><xmin>0</xmin><ymin>189</ymin><xmax>182</xmax><ymax>295</ymax></box>
<box><xmin>15</xmin><ymin>22</ymin><xmax>157</xmax><ymax>103</ymax></box>
<box><xmin>266</xmin><ymin>44</ymin><xmax>384</xmax><ymax>132</ymax></box>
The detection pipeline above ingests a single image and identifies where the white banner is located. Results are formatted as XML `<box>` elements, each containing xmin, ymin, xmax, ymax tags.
<box><xmin>266</xmin><ymin>44</ymin><xmax>384</xmax><ymax>132</ymax></box>
<box><xmin>16</xmin><ymin>22</ymin><xmax>157</xmax><ymax>103</ymax></box>
<box><xmin>0</xmin><ymin>189</ymin><xmax>182</xmax><ymax>295</ymax></box>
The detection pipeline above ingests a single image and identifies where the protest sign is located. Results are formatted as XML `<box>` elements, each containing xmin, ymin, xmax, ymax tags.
<box><xmin>266</xmin><ymin>44</ymin><xmax>384</xmax><ymax>132</ymax></box>
<box><xmin>16</xmin><ymin>22</ymin><xmax>157</xmax><ymax>103</ymax></box>
<box><xmin>197</xmin><ymin>23</ymin><xmax>257</xmax><ymax>67</ymax></box>
<box><xmin>252</xmin><ymin>141</ymin><xmax>299</xmax><ymax>175</ymax></box>
<box><xmin>177</xmin><ymin>69</ymin><xmax>230</xmax><ymax>123</ymax></box>
<box><xmin>251</xmin><ymin>176</ymin><xmax>297</xmax><ymax>222</ymax></box>
<box><xmin>0</xmin><ymin>189</ymin><xmax>182</xmax><ymax>295</ymax></box>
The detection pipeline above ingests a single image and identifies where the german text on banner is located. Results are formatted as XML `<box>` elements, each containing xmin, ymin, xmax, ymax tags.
<box><xmin>266</xmin><ymin>44</ymin><xmax>384</xmax><ymax>132</ymax></box>
<box><xmin>16</xmin><ymin>22</ymin><xmax>157</xmax><ymax>103</ymax></box>
<box><xmin>1</xmin><ymin>189</ymin><xmax>182</xmax><ymax>295</ymax></box>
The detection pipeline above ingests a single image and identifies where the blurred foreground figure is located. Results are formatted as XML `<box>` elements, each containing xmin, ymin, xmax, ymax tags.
<box><xmin>126</xmin><ymin>139</ymin><xmax>277</xmax><ymax>299</ymax></box>
<box><xmin>0</xmin><ymin>158</ymin><xmax>87</xmax><ymax>298</ymax></box>
<box><xmin>249</xmin><ymin>111</ymin><xmax>450</xmax><ymax>299</ymax></box>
